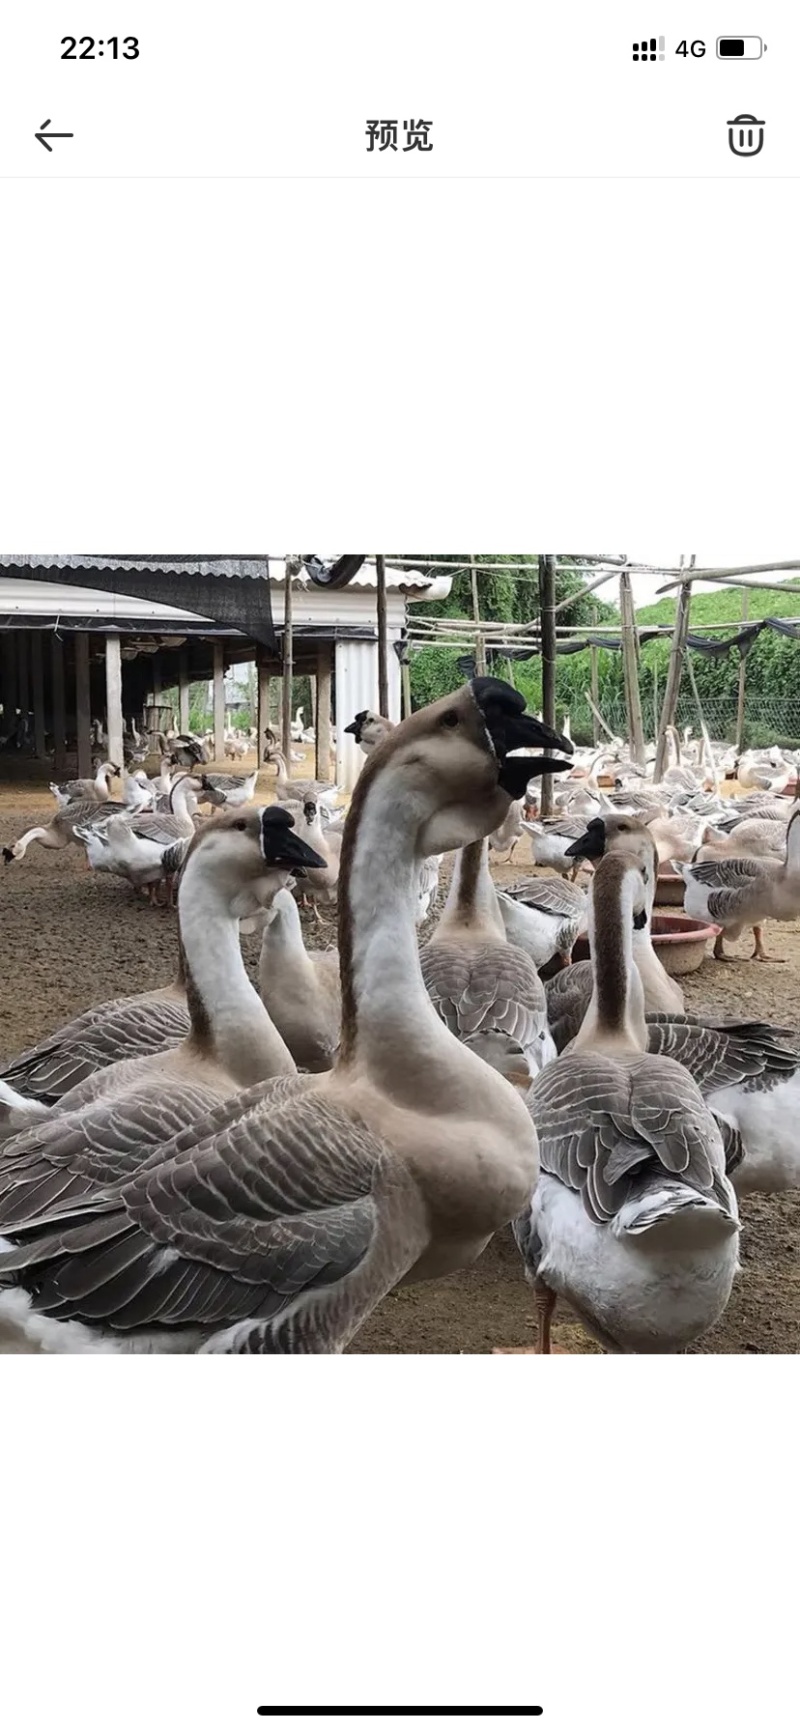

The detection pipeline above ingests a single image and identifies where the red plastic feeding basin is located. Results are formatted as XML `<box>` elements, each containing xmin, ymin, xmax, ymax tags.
<box><xmin>571</xmin><ymin>912</ymin><xmax>717</xmax><ymax>976</ymax></box>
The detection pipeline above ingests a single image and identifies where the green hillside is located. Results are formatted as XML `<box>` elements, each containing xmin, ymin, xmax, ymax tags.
<box><xmin>637</xmin><ymin>581</ymin><xmax>800</xmax><ymax>628</ymax></box>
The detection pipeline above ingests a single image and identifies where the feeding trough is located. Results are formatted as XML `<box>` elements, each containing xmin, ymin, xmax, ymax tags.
<box><xmin>655</xmin><ymin>868</ymin><xmax>685</xmax><ymax>908</ymax></box>
<box><xmin>570</xmin><ymin>912</ymin><xmax>717</xmax><ymax>978</ymax></box>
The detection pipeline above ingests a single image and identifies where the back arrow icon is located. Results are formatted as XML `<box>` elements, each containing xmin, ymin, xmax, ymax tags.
<box><xmin>36</xmin><ymin>120</ymin><xmax>74</xmax><ymax>152</ymax></box>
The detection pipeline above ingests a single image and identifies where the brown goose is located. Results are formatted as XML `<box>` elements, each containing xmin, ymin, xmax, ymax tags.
<box><xmin>420</xmin><ymin>838</ymin><xmax>556</xmax><ymax>1077</ymax></box>
<box><xmin>0</xmin><ymin>678</ymin><xmax>570</xmax><ymax>1353</ymax></box>
<box><xmin>505</xmin><ymin>851</ymin><xmax>739</xmax><ymax>1356</ymax></box>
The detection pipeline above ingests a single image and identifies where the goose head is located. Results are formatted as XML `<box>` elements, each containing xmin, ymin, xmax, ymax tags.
<box><xmin>180</xmin><ymin>806</ymin><xmax>326</xmax><ymax>919</ymax></box>
<box><xmin>565</xmin><ymin>813</ymin><xmax>657</xmax><ymax>919</ymax></box>
<box><xmin>344</xmin><ymin>709</ymin><xmax>394</xmax><ymax>754</ymax></box>
<box><xmin>354</xmin><ymin>677</ymin><xmax>572</xmax><ymax>857</ymax></box>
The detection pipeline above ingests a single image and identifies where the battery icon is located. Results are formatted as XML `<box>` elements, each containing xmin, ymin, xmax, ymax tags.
<box><xmin>717</xmin><ymin>36</ymin><xmax>764</xmax><ymax>58</ymax></box>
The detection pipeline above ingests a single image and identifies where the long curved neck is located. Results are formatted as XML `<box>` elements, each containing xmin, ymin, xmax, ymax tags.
<box><xmin>574</xmin><ymin>860</ymin><xmax>647</xmax><ymax>1055</ymax></box>
<box><xmin>784</xmin><ymin>814</ymin><xmax>800</xmax><ymax>874</ymax></box>
<box><xmin>432</xmin><ymin>839</ymin><xmax>504</xmax><ymax>945</ymax></box>
<box><xmin>269</xmin><ymin>750</ymin><xmax>289</xmax><ymax>780</ymax></box>
<box><xmin>169</xmin><ymin>777</ymin><xmax>196</xmax><ymax>831</ymax></box>
<box><xmin>336</xmin><ymin>766</ymin><xmax>506</xmax><ymax>1102</ymax></box>
<box><xmin>179</xmin><ymin>853</ymin><xmax>294</xmax><ymax>1084</ymax></box>
<box><xmin>258</xmin><ymin>894</ymin><xmax>316</xmax><ymax>990</ymax></box>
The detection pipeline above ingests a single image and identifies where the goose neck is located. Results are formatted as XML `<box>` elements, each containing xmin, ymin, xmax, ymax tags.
<box><xmin>574</xmin><ymin>859</ymin><xmax>647</xmax><ymax>1054</ymax></box>
<box><xmin>433</xmin><ymin>839</ymin><xmax>504</xmax><ymax>943</ymax></box>
<box><xmin>179</xmin><ymin>851</ymin><xmax>294</xmax><ymax>1085</ymax></box>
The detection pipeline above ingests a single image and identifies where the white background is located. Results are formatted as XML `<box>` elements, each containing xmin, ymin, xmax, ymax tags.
<box><xmin>1</xmin><ymin>4</ymin><xmax>798</xmax><ymax>1729</ymax></box>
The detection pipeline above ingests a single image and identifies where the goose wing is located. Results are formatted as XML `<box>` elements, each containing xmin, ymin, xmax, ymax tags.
<box><xmin>0</xmin><ymin>998</ymin><xmax>190</xmax><ymax>1105</ymax></box>
<box><xmin>543</xmin><ymin>960</ymin><xmax>593</xmax><ymax>1050</ymax></box>
<box><xmin>421</xmin><ymin>941</ymin><xmax>546</xmax><ymax>1050</ymax></box>
<box><xmin>645</xmin><ymin>1020</ymin><xmax>800</xmax><ymax>1095</ymax></box>
<box><xmin>530</xmin><ymin>1052</ymin><xmax>725</xmax><ymax>1224</ymax></box>
<box><xmin>685</xmin><ymin>858</ymin><xmax>768</xmax><ymax>888</ymax></box>
<box><xmin>0</xmin><ymin>1075</ymin><xmax>223</xmax><ymax>1227</ymax></box>
<box><xmin>504</xmin><ymin>876</ymin><xmax>586</xmax><ymax>917</ymax></box>
<box><xmin>0</xmin><ymin>1077</ymin><xmax>425</xmax><ymax>1352</ymax></box>
<box><xmin>127</xmin><ymin>811</ymin><xmax>190</xmax><ymax>845</ymax></box>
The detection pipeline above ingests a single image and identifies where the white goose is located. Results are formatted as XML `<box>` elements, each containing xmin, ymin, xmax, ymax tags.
<box><xmin>0</xmin><ymin>679</ymin><xmax>570</xmax><ymax>1353</ymax></box>
<box><xmin>496</xmin><ymin>877</ymin><xmax>587</xmax><ymax>971</ymax></box>
<box><xmin>506</xmin><ymin>850</ymin><xmax>739</xmax><ymax>1354</ymax></box>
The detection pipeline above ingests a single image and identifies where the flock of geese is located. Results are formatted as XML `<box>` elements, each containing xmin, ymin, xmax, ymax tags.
<box><xmin>0</xmin><ymin>677</ymin><xmax>798</xmax><ymax>1354</ymax></box>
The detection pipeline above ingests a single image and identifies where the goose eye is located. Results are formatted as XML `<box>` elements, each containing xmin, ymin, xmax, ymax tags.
<box><xmin>441</xmin><ymin>710</ymin><xmax>459</xmax><ymax>729</ymax></box>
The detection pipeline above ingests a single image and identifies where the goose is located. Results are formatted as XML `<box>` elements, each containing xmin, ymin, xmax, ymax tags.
<box><xmin>343</xmin><ymin>709</ymin><xmax>395</xmax><ymax>757</ymax></box>
<box><xmin>521</xmin><ymin>815</ymin><xmax>593</xmax><ymax>878</ymax></box>
<box><xmin>50</xmin><ymin>761</ymin><xmax>120</xmax><ymax>808</ymax></box>
<box><xmin>224</xmin><ymin>734</ymin><xmax>248</xmax><ymax>761</ymax></box>
<box><xmin>0</xmin><ymin>808</ymin><xmax>326</xmax><ymax>1273</ymax></box>
<box><xmin>488</xmin><ymin>799</ymin><xmax>524</xmax><ymax>861</ymax></box>
<box><xmin>0</xmin><ymin>678</ymin><xmax>571</xmax><ymax>1354</ymax></box>
<box><xmin>257</xmin><ymin>887</ymin><xmax>341</xmax><ymax>1071</ymax></box>
<box><xmin>2</xmin><ymin>797</ymin><xmax>129</xmax><ymax>863</ymax></box>
<box><xmin>264</xmin><ymin>747</ymin><xmax>340</xmax><ymax>806</ymax></box>
<box><xmin>420</xmin><ymin>838</ymin><xmax>556</xmax><ymax>1079</ymax></box>
<box><xmin>564</xmin><ymin>815</ymin><xmax>684</xmax><ymax>1011</ymax></box>
<box><xmin>496</xmin><ymin>876</ymin><xmax>587</xmax><ymax>971</ymax></box>
<box><xmin>290</xmin><ymin>705</ymin><xmax>306</xmax><ymax>742</ymax></box>
<box><xmin>0</xmin><ymin>980</ymin><xmax>190</xmax><ymax>1127</ymax></box>
<box><xmin>74</xmin><ymin>814</ymin><xmax>176</xmax><ymax>899</ymax></box>
<box><xmin>121</xmin><ymin>766</ymin><xmax>156</xmax><ymax>812</ymax></box>
<box><xmin>294</xmin><ymin>797</ymin><xmax>341</xmax><ymax>914</ymax></box>
<box><xmin>504</xmin><ymin>851</ymin><xmax>739</xmax><ymax>1355</ymax></box>
<box><xmin>194</xmin><ymin>769</ymin><xmax>258</xmax><ymax>808</ymax></box>
<box><xmin>415</xmin><ymin>853</ymin><xmax>442</xmax><ymax>925</ymax></box>
<box><xmin>713</xmin><ymin>801</ymin><xmax>790</xmax><ymax>830</ymax></box>
<box><xmin>693</xmin><ymin>817</ymin><xmax>789</xmax><ymax>864</ymax></box>
<box><xmin>674</xmin><ymin>807</ymin><xmax>800</xmax><ymax>961</ymax></box>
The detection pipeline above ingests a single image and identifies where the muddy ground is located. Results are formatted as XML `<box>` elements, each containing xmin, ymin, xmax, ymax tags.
<box><xmin>1</xmin><ymin>758</ymin><xmax>798</xmax><ymax>1353</ymax></box>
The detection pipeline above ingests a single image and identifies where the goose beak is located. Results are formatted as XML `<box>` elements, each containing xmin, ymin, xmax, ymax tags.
<box><xmin>565</xmin><ymin>817</ymin><xmax>606</xmax><ymax>859</ymax></box>
<box><xmin>470</xmin><ymin>677</ymin><xmax>573</xmax><ymax>796</ymax></box>
<box><xmin>343</xmin><ymin>720</ymin><xmax>359</xmax><ymax>736</ymax></box>
<box><xmin>260</xmin><ymin>807</ymin><xmax>326</xmax><ymax>876</ymax></box>
<box><xmin>2</xmin><ymin>847</ymin><xmax>14</xmax><ymax>863</ymax></box>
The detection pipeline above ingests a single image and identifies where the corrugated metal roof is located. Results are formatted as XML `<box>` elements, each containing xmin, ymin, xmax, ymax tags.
<box><xmin>0</xmin><ymin>555</ymin><xmax>269</xmax><ymax>579</ymax></box>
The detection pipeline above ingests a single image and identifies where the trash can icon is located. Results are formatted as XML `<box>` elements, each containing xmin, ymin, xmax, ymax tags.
<box><xmin>728</xmin><ymin>113</ymin><xmax>765</xmax><ymax>156</ymax></box>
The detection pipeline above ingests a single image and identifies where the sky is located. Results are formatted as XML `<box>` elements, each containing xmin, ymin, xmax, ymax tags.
<box><xmin>591</xmin><ymin>558</ymin><xmax>799</xmax><ymax>609</ymax></box>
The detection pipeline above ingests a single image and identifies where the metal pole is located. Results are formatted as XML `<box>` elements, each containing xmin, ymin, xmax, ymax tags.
<box><xmin>104</xmin><ymin>634</ymin><xmax>124</xmax><ymax>773</ymax></box>
<box><xmin>315</xmin><ymin>642</ymin><xmax>332</xmax><ymax>780</ymax></box>
<box><xmin>735</xmin><ymin>589</ymin><xmax>750</xmax><ymax>752</ymax></box>
<box><xmin>376</xmin><ymin>553</ymin><xmax>389</xmax><ymax>716</ymax></box>
<box><xmin>282</xmin><ymin>564</ymin><xmax>294</xmax><ymax>765</ymax></box>
<box><xmin>539</xmin><ymin>554</ymin><xmax>557</xmax><ymax>817</ymax></box>
<box><xmin>470</xmin><ymin>555</ymin><xmax>486</xmax><ymax>676</ymax></box>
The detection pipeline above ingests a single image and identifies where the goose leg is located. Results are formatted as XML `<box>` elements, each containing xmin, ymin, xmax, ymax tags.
<box><xmin>752</xmin><ymin>924</ymin><xmax>784</xmax><ymax>962</ymax></box>
<box><xmin>713</xmin><ymin>931</ymin><xmax>731</xmax><ymax>962</ymax></box>
<box><xmin>492</xmin><ymin>1278</ymin><xmax>566</xmax><ymax>1354</ymax></box>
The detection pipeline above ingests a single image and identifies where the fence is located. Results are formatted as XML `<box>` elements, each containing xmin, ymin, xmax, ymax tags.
<box><xmin>564</xmin><ymin>692</ymin><xmax>800</xmax><ymax>750</ymax></box>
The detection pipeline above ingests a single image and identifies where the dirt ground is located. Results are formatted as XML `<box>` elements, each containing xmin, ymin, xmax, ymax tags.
<box><xmin>1</xmin><ymin>756</ymin><xmax>798</xmax><ymax>1354</ymax></box>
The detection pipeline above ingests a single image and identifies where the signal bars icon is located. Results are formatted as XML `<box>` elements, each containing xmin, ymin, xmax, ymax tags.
<box><xmin>633</xmin><ymin>35</ymin><xmax>665</xmax><ymax>62</ymax></box>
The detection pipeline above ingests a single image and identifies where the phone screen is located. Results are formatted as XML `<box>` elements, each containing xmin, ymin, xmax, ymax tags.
<box><xmin>0</xmin><ymin>8</ymin><xmax>793</xmax><ymax>1730</ymax></box>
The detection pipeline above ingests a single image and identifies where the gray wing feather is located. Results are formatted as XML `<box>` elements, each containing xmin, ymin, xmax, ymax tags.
<box><xmin>421</xmin><ymin>942</ymin><xmax>545</xmax><ymax>1051</ymax></box>
<box><xmin>0</xmin><ymin>1000</ymin><xmax>190</xmax><ymax>1104</ymax></box>
<box><xmin>530</xmin><ymin>1053</ymin><xmax>726</xmax><ymax>1225</ymax></box>
<box><xmin>0</xmin><ymin>1078</ymin><xmax>419</xmax><ymax>1350</ymax></box>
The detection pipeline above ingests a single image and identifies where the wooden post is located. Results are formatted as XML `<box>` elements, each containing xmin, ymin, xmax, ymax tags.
<box><xmin>74</xmin><ymin>632</ymin><xmax>93</xmax><ymax>775</ymax></box>
<box><xmin>470</xmin><ymin>555</ymin><xmax>486</xmax><ymax>677</ymax></box>
<box><xmin>31</xmin><ymin>634</ymin><xmax>46</xmax><ymax>757</ymax></box>
<box><xmin>52</xmin><ymin>634</ymin><xmax>67</xmax><ymax>776</ymax></box>
<box><xmin>590</xmin><ymin>607</ymin><xmax>599</xmax><ymax>745</ymax></box>
<box><xmin>152</xmin><ymin>655</ymin><xmax>162</xmax><ymax>703</ymax></box>
<box><xmin>402</xmin><ymin>655</ymin><xmax>412</xmax><ymax>720</ymax></box>
<box><xmin>105</xmin><ymin>634</ymin><xmax>124</xmax><ymax>771</ymax></box>
<box><xmin>585</xmin><ymin>689</ymin><xmax>618</xmax><ymax>742</ymax></box>
<box><xmin>17</xmin><ymin>631</ymin><xmax>29</xmax><ymax>722</ymax></box>
<box><xmin>684</xmin><ymin>647</ymin><xmax>720</xmax><ymax>794</ymax></box>
<box><xmin>539</xmin><ymin>554</ymin><xmax>557</xmax><ymax>817</ymax></box>
<box><xmin>619</xmin><ymin>571</ymin><xmax>646</xmax><ymax>768</ymax></box>
<box><xmin>315</xmin><ymin>642</ymin><xmax>332</xmax><ymax>780</ymax></box>
<box><xmin>282</xmin><ymin>567</ymin><xmax>294</xmax><ymax>766</ymax></box>
<box><xmin>213</xmin><ymin>642</ymin><xmax>226</xmax><ymax>761</ymax></box>
<box><xmin>654</xmin><ymin>577</ymin><xmax>693</xmax><ymax>783</ymax></box>
<box><xmin>178</xmin><ymin>650</ymin><xmax>190</xmax><ymax>734</ymax></box>
<box><xmin>735</xmin><ymin>589</ymin><xmax>749</xmax><ymax>752</ymax></box>
<box><xmin>376</xmin><ymin>553</ymin><xmax>389</xmax><ymax>717</ymax></box>
<box><xmin>2</xmin><ymin>635</ymin><xmax>17</xmax><ymax>728</ymax></box>
<box><xmin>257</xmin><ymin>660</ymin><xmax>272</xmax><ymax>761</ymax></box>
